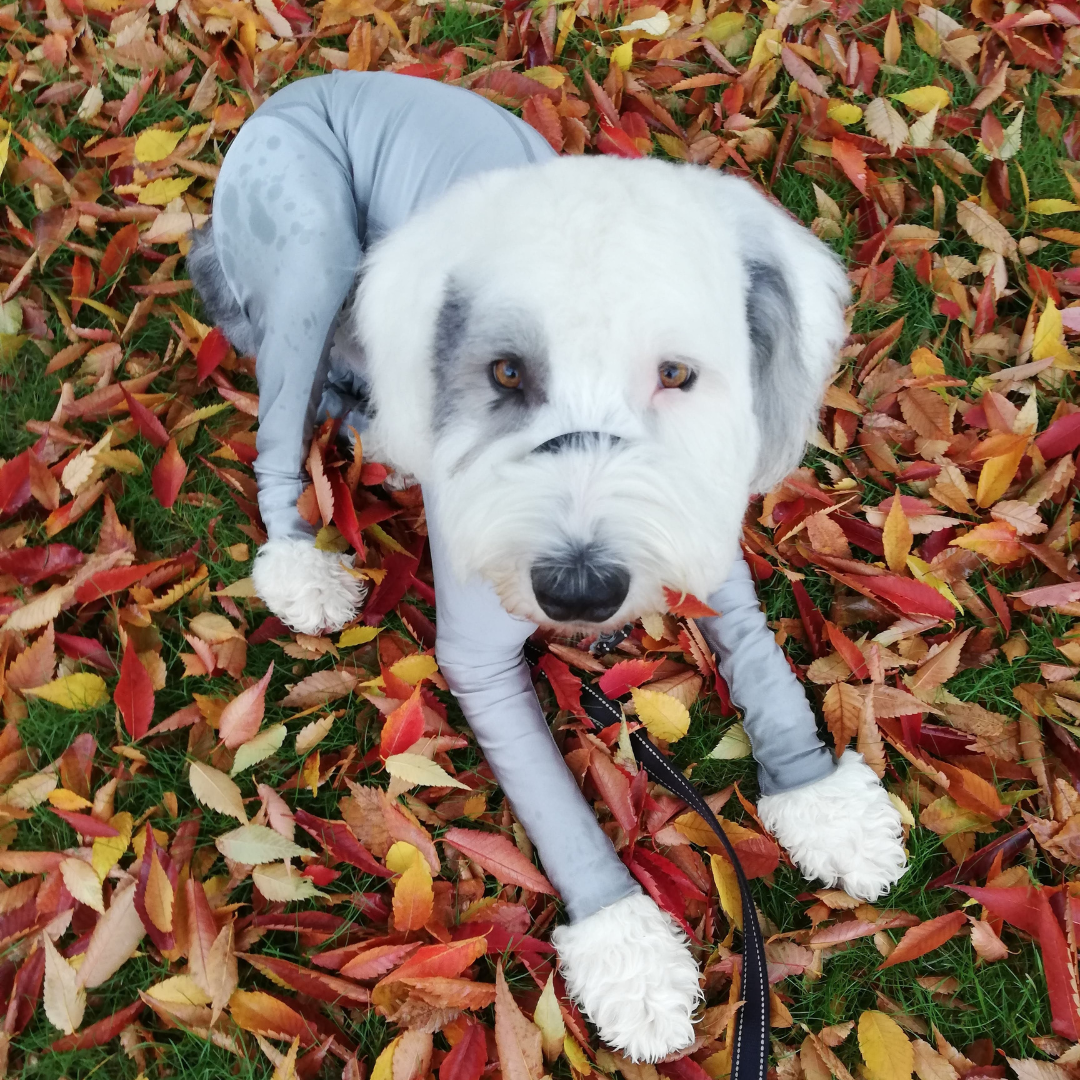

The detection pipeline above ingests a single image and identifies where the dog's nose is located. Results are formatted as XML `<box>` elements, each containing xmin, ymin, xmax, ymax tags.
<box><xmin>531</xmin><ymin>547</ymin><xmax>630</xmax><ymax>623</ymax></box>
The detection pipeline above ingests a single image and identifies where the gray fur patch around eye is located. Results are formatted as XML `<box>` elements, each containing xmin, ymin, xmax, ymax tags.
<box><xmin>431</xmin><ymin>281</ymin><xmax>549</xmax><ymax>445</ymax></box>
<box><xmin>744</xmin><ymin>258</ymin><xmax>813</xmax><ymax>459</ymax></box>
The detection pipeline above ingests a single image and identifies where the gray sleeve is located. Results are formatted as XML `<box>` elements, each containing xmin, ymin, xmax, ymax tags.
<box><xmin>212</xmin><ymin>111</ymin><xmax>362</xmax><ymax>541</ymax></box>
<box><xmin>426</xmin><ymin>490</ymin><xmax>639</xmax><ymax>923</ymax></box>
<box><xmin>697</xmin><ymin>552</ymin><xmax>836</xmax><ymax>796</ymax></box>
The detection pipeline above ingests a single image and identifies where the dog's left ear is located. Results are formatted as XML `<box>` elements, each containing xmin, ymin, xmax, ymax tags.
<box><xmin>722</xmin><ymin>180</ymin><xmax>850</xmax><ymax>494</ymax></box>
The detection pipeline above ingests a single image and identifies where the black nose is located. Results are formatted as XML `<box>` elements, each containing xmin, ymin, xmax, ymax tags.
<box><xmin>531</xmin><ymin>547</ymin><xmax>630</xmax><ymax>623</ymax></box>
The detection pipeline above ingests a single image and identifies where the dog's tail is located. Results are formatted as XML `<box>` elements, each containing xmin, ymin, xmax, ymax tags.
<box><xmin>187</xmin><ymin>221</ymin><xmax>258</xmax><ymax>357</ymax></box>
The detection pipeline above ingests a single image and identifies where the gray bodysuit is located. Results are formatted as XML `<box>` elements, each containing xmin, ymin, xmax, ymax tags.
<box><xmin>191</xmin><ymin>71</ymin><xmax>836</xmax><ymax>924</ymax></box>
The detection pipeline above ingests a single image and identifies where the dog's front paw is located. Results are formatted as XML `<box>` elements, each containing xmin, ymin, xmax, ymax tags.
<box><xmin>757</xmin><ymin>750</ymin><xmax>907</xmax><ymax>901</ymax></box>
<box><xmin>252</xmin><ymin>538</ymin><xmax>367</xmax><ymax>635</ymax></box>
<box><xmin>552</xmin><ymin>892</ymin><xmax>701</xmax><ymax>1063</ymax></box>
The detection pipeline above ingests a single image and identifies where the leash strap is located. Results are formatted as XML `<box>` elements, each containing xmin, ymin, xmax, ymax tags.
<box><xmin>526</xmin><ymin>644</ymin><xmax>770</xmax><ymax>1080</ymax></box>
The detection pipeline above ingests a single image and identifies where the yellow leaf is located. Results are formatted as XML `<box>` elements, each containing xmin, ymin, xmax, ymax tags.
<box><xmin>911</xmin><ymin>16</ymin><xmax>940</xmax><ymax>57</ymax></box>
<box><xmin>1033</xmin><ymin>298</ymin><xmax>1070</xmax><ymax>364</ymax></box>
<box><xmin>93</xmin><ymin>811</ymin><xmax>133</xmax><ymax>881</ymax></box>
<box><xmin>60</xmin><ymin>857</ymin><xmax>104</xmax><ymax>913</ymax></box>
<box><xmin>533</xmin><ymin>973</ymin><xmax>565</xmax><ymax>1062</ymax></box>
<box><xmin>631</xmin><ymin>686</ymin><xmax>691</xmax><ymax>742</ymax></box>
<box><xmin>134</xmin><ymin>127</ymin><xmax>185</xmax><ymax>163</ymax></box>
<box><xmin>295</xmin><ymin>714</ymin><xmax>335</xmax><ymax>755</ymax></box>
<box><xmin>749</xmin><ymin>28</ymin><xmax>781</xmax><ymax>69</ymax></box>
<box><xmin>138</xmin><ymin>176</ymin><xmax>195</xmax><ymax>205</ymax></box>
<box><xmin>189</xmin><ymin>761</ymin><xmax>248</xmax><ymax>823</ymax></box>
<box><xmin>564</xmin><ymin>1035</ymin><xmax>592</xmax><ymax>1074</ymax></box>
<box><xmin>385</xmin><ymin>752</ymin><xmax>470</xmax><ymax>791</ymax></box>
<box><xmin>385</xmin><ymin>841</ymin><xmax>424</xmax><ymax>874</ymax></box>
<box><xmin>707</xmin><ymin>721</ymin><xmax>752</xmax><ymax>759</ymax></box>
<box><xmin>710</xmin><ymin>852</ymin><xmax>742</xmax><ymax>929</ymax></box>
<box><xmin>883</xmin><ymin>9</ymin><xmax>901</xmax><ymax>65</ymax></box>
<box><xmin>230</xmin><ymin>724</ymin><xmax>287</xmax><ymax>776</ymax></box>
<box><xmin>301</xmin><ymin>751</ymin><xmax>320</xmax><ymax>795</ymax></box>
<box><xmin>337</xmin><ymin>625</ymin><xmax>381</xmax><ymax>648</ymax></box>
<box><xmin>893</xmin><ymin>85</ymin><xmax>950</xmax><ymax>113</ymax></box>
<box><xmin>910</xmin><ymin>347</ymin><xmax>945</xmax><ymax>376</ymax></box>
<box><xmin>883</xmin><ymin>497</ymin><xmax>913</xmax><ymax>573</ymax></box>
<box><xmin>522</xmin><ymin>66</ymin><xmax>565</xmax><ymax>88</ymax></box>
<box><xmin>43</xmin><ymin>933</ymin><xmax>86</xmax><ymax>1035</ymax></box>
<box><xmin>858</xmin><ymin>1010</ymin><xmax>913</xmax><ymax>1080</ymax></box>
<box><xmin>703</xmin><ymin>11</ymin><xmax>744</xmax><ymax>43</ymax></box>
<box><xmin>146</xmin><ymin>974</ymin><xmax>212</xmax><ymax>1006</ymax></box>
<box><xmin>1029</xmin><ymin>199</ymin><xmax>1080</xmax><ymax>214</ymax></box>
<box><xmin>827</xmin><ymin>101</ymin><xmax>863</xmax><ymax>126</ymax></box>
<box><xmin>389</xmin><ymin>653</ymin><xmax>438</xmax><ymax>686</ymax></box>
<box><xmin>23</xmin><ymin>673</ymin><xmax>107</xmax><ymax>711</ymax></box>
<box><xmin>252</xmin><ymin>862</ymin><xmax>324</xmax><ymax>902</ymax></box>
<box><xmin>49</xmin><ymin>788</ymin><xmax>93</xmax><ymax>811</ymax></box>
<box><xmin>976</xmin><ymin>446</ymin><xmax>1027</xmax><ymax>507</ymax></box>
<box><xmin>371</xmin><ymin>1036</ymin><xmax>402</xmax><ymax>1080</ymax></box>
<box><xmin>610</xmin><ymin>40</ymin><xmax>634</xmax><ymax>70</ymax></box>
<box><xmin>0</xmin><ymin>132</ymin><xmax>9</xmax><ymax>176</ymax></box>
<box><xmin>145</xmin><ymin>849</ymin><xmax>174</xmax><ymax>933</ymax></box>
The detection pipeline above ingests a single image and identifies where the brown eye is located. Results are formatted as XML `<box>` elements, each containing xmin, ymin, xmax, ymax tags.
<box><xmin>658</xmin><ymin>360</ymin><xmax>695</xmax><ymax>390</ymax></box>
<box><xmin>492</xmin><ymin>357</ymin><xmax>523</xmax><ymax>389</ymax></box>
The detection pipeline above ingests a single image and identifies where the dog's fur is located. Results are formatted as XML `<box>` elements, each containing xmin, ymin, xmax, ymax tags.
<box><xmin>344</xmin><ymin>156</ymin><xmax>849</xmax><ymax>629</ymax></box>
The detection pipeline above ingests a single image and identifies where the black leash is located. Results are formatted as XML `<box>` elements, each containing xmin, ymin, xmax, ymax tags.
<box><xmin>526</xmin><ymin>640</ymin><xmax>770</xmax><ymax>1080</ymax></box>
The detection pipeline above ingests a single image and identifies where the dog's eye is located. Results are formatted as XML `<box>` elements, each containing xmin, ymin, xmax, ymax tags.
<box><xmin>658</xmin><ymin>360</ymin><xmax>695</xmax><ymax>390</ymax></box>
<box><xmin>492</xmin><ymin>357</ymin><xmax>523</xmax><ymax>390</ymax></box>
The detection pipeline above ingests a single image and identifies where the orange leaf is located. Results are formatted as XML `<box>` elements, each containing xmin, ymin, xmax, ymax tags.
<box><xmin>218</xmin><ymin>663</ymin><xmax>273</xmax><ymax>749</ymax></box>
<box><xmin>833</xmin><ymin>138</ymin><xmax>870</xmax><ymax>195</ymax></box>
<box><xmin>380</xmin><ymin>684</ymin><xmax>424</xmax><ymax>760</ymax></box>
<box><xmin>98</xmin><ymin>222</ymin><xmax>140</xmax><ymax>289</ymax></box>
<box><xmin>663</xmin><ymin>587</ymin><xmax>719</xmax><ymax>618</ymax></box>
<box><xmin>392</xmin><ymin>859</ymin><xmax>433</xmax><ymax>932</ymax></box>
<box><xmin>307</xmin><ymin>440</ymin><xmax>334</xmax><ymax>528</ymax></box>
<box><xmin>442</xmin><ymin>827</ymin><xmax>556</xmax><ymax>895</ymax></box>
<box><xmin>495</xmin><ymin>962</ymin><xmax>544</xmax><ymax>1080</ymax></box>
<box><xmin>879</xmin><ymin>910</ymin><xmax>967</xmax><ymax>968</ymax></box>
<box><xmin>151</xmin><ymin>439</ymin><xmax>186</xmax><ymax>509</ymax></box>
<box><xmin>229</xmin><ymin>989</ymin><xmax>320</xmax><ymax>1046</ymax></box>
<box><xmin>882</xmin><ymin>495</ymin><xmax>913</xmax><ymax>574</ymax></box>
<box><xmin>950</xmin><ymin>522</ymin><xmax>1025</xmax><ymax>564</ymax></box>
<box><xmin>976</xmin><ymin>445</ymin><xmax>1027</xmax><ymax>507</ymax></box>
<box><xmin>388</xmin><ymin>938</ymin><xmax>490</xmax><ymax>984</ymax></box>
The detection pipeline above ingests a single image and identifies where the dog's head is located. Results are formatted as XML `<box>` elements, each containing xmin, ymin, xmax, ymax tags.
<box><xmin>351</xmin><ymin>157</ymin><xmax>848</xmax><ymax>630</ymax></box>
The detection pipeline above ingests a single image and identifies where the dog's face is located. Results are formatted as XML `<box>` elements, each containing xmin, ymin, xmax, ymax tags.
<box><xmin>353</xmin><ymin>157</ymin><xmax>848</xmax><ymax>629</ymax></box>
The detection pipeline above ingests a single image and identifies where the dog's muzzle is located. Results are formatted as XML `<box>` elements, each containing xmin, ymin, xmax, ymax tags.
<box><xmin>531</xmin><ymin>543</ymin><xmax>630</xmax><ymax>624</ymax></box>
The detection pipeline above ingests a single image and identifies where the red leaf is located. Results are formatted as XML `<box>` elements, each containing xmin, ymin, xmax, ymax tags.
<box><xmin>440</xmin><ymin>1023</ymin><xmax>488</xmax><ymax>1080</ymax></box>
<box><xmin>0</xmin><ymin>544</ymin><xmax>84</xmax><ymax>585</ymax></box>
<box><xmin>597</xmin><ymin>118</ymin><xmax>643</xmax><ymax>158</ymax></box>
<box><xmin>380</xmin><ymin>684</ymin><xmax>425</xmax><ymax>760</ymax></box>
<box><xmin>97</xmin><ymin>223</ymin><xmax>140</xmax><ymax>289</ymax></box>
<box><xmin>1035</xmin><ymin>411</ymin><xmax>1080</xmax><ymax>460</ymax></box>
<box><xmin>878</xmin><ymin>910</ymin><xmax>967</xmax><ymax>968</ymax></box>
<box><xmin>597</xmin><ymin>658</ymin><xmax>662</xmax><ymax>699</ymax></box>
<box><xmin>363</xmin><ymin>552</ymin><xmax>420</xmax><ymax>626</ymax></box>
<box><xmin>823</xmin><ymin>621</ymin><xmax>869</xmax><ymax>679</ymax></box>
<box><xmin>121</xmin><ymin>387</ymin><xmax>169</xmax><ymax>449</ymax></box>
<box><xmin>115</xmin><ymin>639</ymin><xmax>154</xmax><ymax>740</ymax></box>
<box><xmin>196</xmin><ymin>327</ymin><xmax>231</xmax><ymax>382</ymax></box>
<box><xmin>73</xmin><ymin>559</ymin><xmax>171</xmax><ymax>604</ymax></box>
<box><xmin>50</xmin><ymin>809</ymin><xmax>120</xmax><ymax>838</ymax></box>
<box><xmin>0</xmin><ymin>450</ymin><xmax>32</xmax><ymax>516</ymax></box>
<box><xmin>442</xmin><ymin>827</ymin><xmax>557</xmax><ymax>895</ymax></box>
<box><xmin>50</xmin><ymin>999</ymin><xmax>145</xmax><ymax>1051</ymax></box>
<box><xmin>329</xmin><ymin>468</ymin><xmax>366</xmax><ymax>558</ymax></box>
<box><xmin>957</xmin><ymin>885</ymin><xmax>1080</xmax><ymax>1039</ymax></box>
<box><xmin>853</xmin><ymin>573</ymin><xmax>956</xmax><ymax>620</ymax></box>
<box><xmin>833</xmin><ymin>138</ymin><xmax>870</xmax><ymax>195</ymax></box>
<box><xmin>535</xmin><ymin>653</ymin><xmax>584</xmax><ymax>716</ymax></box>
<box><xmin>152</xmin><ymin>439</ymin><xmax>187</xmax><ymax>508</ymax></box>
<box><xmin>236</xmin><ymin>954</ymin><xmax>370</xmax><ymax>1003</ymax></box>
<box><xmin>588</xmin><ymin>749</ymin><xmax>638</xmax><ymax>837</ymax></box>
<box><xmin>218</xmin><ymin>663</ymin><xmax>273</xmax><ymax>749</ymax></box>
<box><xmin>292</xmin><ymin>809</ymin><xmax>393</xmax><ymax>879</ymax></box>
<box><xmin>781</xmin><ymin>46</ymin><xmax>828</xmax><ymax>96</ymax></box>
<box><xmin>662</xmin><ymin>587</ymin><xmax>719</xmax><ymax>618</ymax></box>
<box><xmin>70</xmin><ymin>253</ymin><xmax>93</xmax><ymax>317</ymax></box>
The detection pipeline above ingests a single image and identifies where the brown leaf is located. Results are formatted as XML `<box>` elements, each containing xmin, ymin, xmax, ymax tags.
<box><xmin>494</xmin><ymin>962</ymin><xmax>544</xmax><ymax>1080</ymax></box>
<box><xmin>824</xmin><ymin>683</ymin><xmax>864</xmax><ymax>753</ymax></box>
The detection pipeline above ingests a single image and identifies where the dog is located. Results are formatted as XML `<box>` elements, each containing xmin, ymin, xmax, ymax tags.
<box><xmin>189</xmin><ymin>71</ymin><xmax>905</xmax><ymax>1062</ymax></box>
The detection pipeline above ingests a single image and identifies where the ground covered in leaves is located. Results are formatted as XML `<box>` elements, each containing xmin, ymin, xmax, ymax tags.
<box><xmin>3</xmin><ymin>0</ymin><xmax>1080</xmax><ymax>1079</ymax></box>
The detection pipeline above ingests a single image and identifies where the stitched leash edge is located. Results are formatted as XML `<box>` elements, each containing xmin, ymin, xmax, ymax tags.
<box><xmin>526</xmin><ymin>642</ymin><xmax>770</xmax><ymax>1080</ymax></box>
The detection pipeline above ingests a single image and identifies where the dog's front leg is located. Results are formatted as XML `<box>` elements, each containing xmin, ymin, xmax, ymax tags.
<box><xmin>697</xmin><ymin>550</ymin><xmax>907</xmax><ymax>900</ymax></box>
<box><xmin>428</xmin><ymin>502</ymin><xmax>700</xmax><ymax>1062</ymax></box>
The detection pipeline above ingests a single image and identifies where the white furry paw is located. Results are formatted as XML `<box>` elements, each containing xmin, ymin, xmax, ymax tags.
<box><xmin>758</xmin><ymin>751</ymin><xmax>906</xmax><ymax>901</ymax></box>
<box><xmin>552</xmin><ymin>892</ymin><xmax>701</xmax><ymax>1063</ymax></box>
<box><xmin>251</xmin><ymin>538</ymin><xmax>367</xmax><ymax>635</ymax></box>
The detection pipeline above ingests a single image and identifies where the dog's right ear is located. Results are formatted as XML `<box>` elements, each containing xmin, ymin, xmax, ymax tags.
<box><xmin>720</xmin><ymin>181</ymin><xmax>850</xmax><ymax>494</ymax></box>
